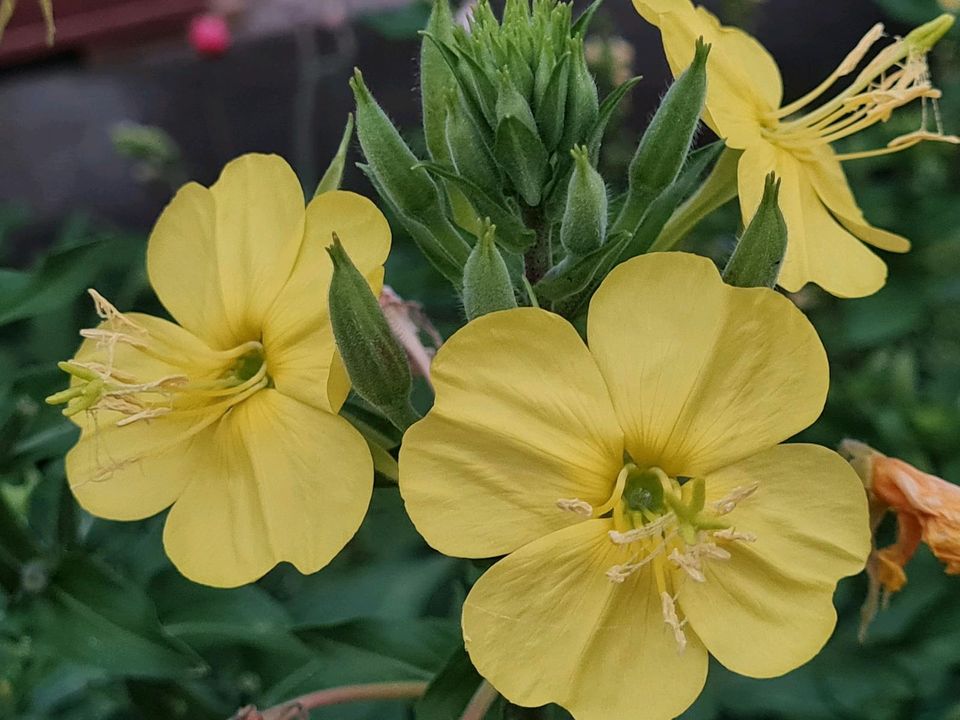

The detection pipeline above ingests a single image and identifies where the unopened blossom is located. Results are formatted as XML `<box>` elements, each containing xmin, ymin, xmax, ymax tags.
<box><xmin>842</xmin><ymin>440</ymin><xmax>960</xmax><ymax>635</ymax></box>
<box><xmin>400</xmin><ymin>252</ymin><xmax>870</xmax><ymax>720</ymax></box>
<box><xmin>47</xmin><ymin>154</ymin><xmax>391</xmax><ymax>588</ymax></box>
<box><xmin>635</xmin><ymin>0</ymin><xmax>958</xmax><ymax>298</ymax></box>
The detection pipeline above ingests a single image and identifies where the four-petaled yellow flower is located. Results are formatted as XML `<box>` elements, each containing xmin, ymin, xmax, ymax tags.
<box><xmin>400</xmin><ymin>252</ymin><xmax>870</xmax><ymax>720</ymax></box>
<box><xmin>48</xmin><ymin>154</ymin><xmax>391</xmax><ymax>588</ymax></box>
<box><xmin>636</xmin><ymin>0</ymin><xmax>959</xmax><ymax>298</ymax></box>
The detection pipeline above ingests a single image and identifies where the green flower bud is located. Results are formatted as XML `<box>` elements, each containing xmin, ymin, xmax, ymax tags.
<box><xmin>559</xmin><ymin>36</ymin><xmax>599</xmax><ymax>150</ymax></box>
<box><xmin>351</xmin><ymin>69</ymin><xmax>470</xmax><ymax>283</ymax></box>
<box><xmin>494</xmin><ymin>68</ymin><xmax>549</xmax><ymax>206</ymax></box>
<box><xmin>495</xmin><ymin>69</ymin><xmax>538</xmax><ymax>136</ymax></box>
<box><xmin>327</xmin><ymin>235</ymin><xmax>419</xmax><ymax>431</ymax></box>
<box><xmin>534</xmin><ymin>51</ymin><xmax>571</xmax><ymax>151</ymax></box>
<box><xmin>421</xmin><ymin>0</ymin><xmax>457</xmax><ymax>164</ymax></box>
<box><xmin>445</xmin><ymin>92</ymin><xmax>502</xmax><ymax>196</ymax></box>
<box><xmin>613</xmin><ymin>38</ymin><xmax>710</xmax><ymax>236</ymax></box>
<box><xmin>722</xmin><ymin>172</ymin><xmax>788</xmax><ymax>289</ymax></box>
<box><xmin>463</xmin><ymin>220</ymin><xmax>519</xmax><ymax>320</ymax></box>
<box><xmin>560</xmin><ymin>145</ymin><xmax>608</xmax><ymax>255</ymax></box>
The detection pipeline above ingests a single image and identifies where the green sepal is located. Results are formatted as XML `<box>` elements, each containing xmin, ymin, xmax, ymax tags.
<box><xmin>534</xmin><ymin>52</ymin><xmax>571</xmax><ymax>152</ymax></box>
<box><xmin>495</xmin><ymin>115</ymin><xmax>549</xmax><ymax>207</ymax></box>
<box><xmin>612</xmin><ymin>38</ymin><xmax>710</xmax><ymax>236</ymax></box>
<box><xmin>559</xmin><ymin>36</ymin><xmax>599</xmax><ymax>151</ymax></box>
<box><xmin>327</xmin><ymin>235</ymin><xmax>419</xmax><ymax>431</ymax></box>
<box><xmin>560</xmin><ymin>145</ymin><xmax>608</xmax><ymax>255</ymax></box>
<box><xmin>463</xmin><ymin>220</ymin><xmax>519</xmax><ymax>321</ymax></box>
<box><xmin>722</xmin><ymin>172</ymin><xmax>788</xmax><ymax>289</ymax></box>
<box><xmin>571</xmin><ymin>0</ymin><xmax>605</xmax><ymax>36</ymax></box>
<box><xmin>416</xmin><ymin>162</ymin><xmax>536</xmax><ymax>252</ymax></box>
<box><xmin>314</xmin><ymin>113</ymin><xmax>354</xmax><ymax>197</ymax></box>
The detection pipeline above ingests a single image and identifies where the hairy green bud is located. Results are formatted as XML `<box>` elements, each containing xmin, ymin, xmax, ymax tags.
<box><xmin>560</xmin><ymin>145</ymin><xmax>608</xmax><ymax>255</ymax></box>
<box><xmin>613</xmin><ymin>38</ymin><xmax>710</xmax><ymax>235</ymax></box>
<box><xmin>327</xmin><ymin>235</ymin><xmax>419</xmax><ymax>431</ymax></box>
<box><xmin>351</xmin><ymin>68</ymin><xmax>470</xmax><ymax>283</ymax></box>
<box><xmin>463</xmin><ymin>221</ymin><xmax>519</xmax><ymax>320</ymax></box>
<box><xmin>445</xmin><ymin>92</ymin><xmax>502</xmax><ymax>196</ymax></box>
<box><xmin>534</xmin><ymin>51</ymin><xmax>571</xmax><ymax>151</ymax></box>
<box><xmin>722</xmin><ymin>172</ymin><xmax>788</xmax><ymax>289</ymax></box>
<box><xmin>560</xmin><ymin>36</ymin><xmax>599</xmax><ymax>150</ymax></box>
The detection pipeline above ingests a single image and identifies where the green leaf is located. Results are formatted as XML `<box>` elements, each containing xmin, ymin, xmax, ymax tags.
<box><xmin>415</xmin><ymin>645</ymin><xmax>484</xmax><ymax>720</ymax></box>
<box><xmin>315</xmin><ymin>114</ymin><xmax>354</xmax><ymax>197</ymax></box>
<box><xmin>28</xmin><ymin>554</ymin><xmax>206</xmax><ymax>679</ymax></box>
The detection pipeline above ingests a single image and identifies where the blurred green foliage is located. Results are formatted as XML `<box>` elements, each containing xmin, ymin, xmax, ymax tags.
<box><xmin>2</xmin><ymin>1</ymin><xmax>960</xmax><ymax>719</ymax></box>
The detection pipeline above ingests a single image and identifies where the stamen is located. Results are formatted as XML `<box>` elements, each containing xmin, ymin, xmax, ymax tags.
<box><xmin>556</xmin><ymin>498</ymin><xmax>594</xmax><ymax>517</ymax></box>
<box><xmin>668</xmin><ymin>547</ymin><xmax>705</xmax><ymax>582</ymax></box>
<box><xmin>713</xmin><ymin>528</ymin><xmax>757</xmax><ymax>543</ymax></box>
<box><xmin>712</xmin><ymin>482</ymin><xmax>759</xmax><ymax>515</ymax></box>
<box><xmin>608</xmin><ymin>514</ymin><xmax>673</xmax><ymax>545</ymax></box>
<box><xmin>660</xmin><ymin>592</ymin><xmax>687</xmax><ymax>653</ymax></box>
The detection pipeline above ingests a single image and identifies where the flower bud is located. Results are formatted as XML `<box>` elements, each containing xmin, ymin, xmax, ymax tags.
<box><xmin>446</xmin><ymin>92</ymin><xmax>502</xmax><ymax>196</ymax></box>
<box><xmin>327</xmin><ymin>235</ymin><xmax>419</xmax><ymax>431</ymax></box>
<box><xmin>494</xmin><ymin>71</ymin><xmax>549</xmax><ymax>206</ymax></box>
<box><xmin>613</xmin><ymin>38</ymin><xmax>709</xmax><ymax>236</ymax></box>
<box><xmin>463</xmin><ymin>221</ymin><xmax>518</xmax><ymax>321</ymax></box>
<box><xmin>560</xmin><ymin>145</ymin><xmax>608</xmax><ymax>255</ymax></box>
<box><xmin>559</xmin><ymin>36</ymin><xmax>599</xmax><ymax>151</ymax></box>
<box><xmin>534</xmin><ymin>51</ymin><xmax>571</xmax><ymax>152</ymax></box>
<box><xmin>421</xmin><ymin>0</ymin><xmax>457</xmax><ymax>164</ymax></box>
<box><xmin>722</xmin><ymin>172</ymin><xmax>787</xmax><ymax>289</ymax></box>
<box><xmin>351</xmin><ymin>69</ymin><xmax>470</xmax><ymax>283</ymax></box>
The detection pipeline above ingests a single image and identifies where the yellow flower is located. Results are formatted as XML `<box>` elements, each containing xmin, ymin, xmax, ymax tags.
<box><xmin>635</xmin><ymin>0</ymin><xmax>959</xmax><ymax>298</ymax></box>
<box><xmin>399</xmin><ymin>252</ymin><xmax>870</xmax><ymax>720</ymax></box>
<box><xmin>48</xmin><ymin>154</ymin><xmax>391</xmax><ymax>588</ymax></box>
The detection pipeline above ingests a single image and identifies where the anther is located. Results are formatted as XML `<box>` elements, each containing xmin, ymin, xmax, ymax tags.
<box><xmin>556</xmin><ymin>498</ymin><xmax>594</xmax><ymax>517</ymax></box>
<box><xmin>660</xmin><ymin>592</ymin><xmax>687</xmax><ymax>653</ymax></box>
<box><xmin>712</xmin><ymin>482</ymin><xmax>759</xmax><ymax>515</ymax></box>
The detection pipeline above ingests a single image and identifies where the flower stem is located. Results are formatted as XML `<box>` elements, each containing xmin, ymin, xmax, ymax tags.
<box><xmin>648</xmin><ymin>147</ymin><xmax>740</xmax><ymax>253</ymax></box>
<box><xmin>236</xmin><ymin>681</ymin><xmax>428</xmax><ymax>720</ymax></box>
<box><xmin>459</xmin><ymin>681</ymin><xmax>500</xmax><ymax>720</ymax></box>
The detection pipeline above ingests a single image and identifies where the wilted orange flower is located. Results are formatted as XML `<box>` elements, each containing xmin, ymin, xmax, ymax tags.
<box><xmin>842</xmin><ymin>440</ymin><xmax>960</xmax><ymax>636</ymax></box>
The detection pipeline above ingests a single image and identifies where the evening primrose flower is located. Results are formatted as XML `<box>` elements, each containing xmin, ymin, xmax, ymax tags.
<box><xmin>400</xmin><ymin>252</ymin><xmax>870</xmax><ymax>720</ymax></box>
<box><xmin>46</xmin><ymin>154</ymin><xmax>391</xmax><ymax>587</ymax></box>
<box><xmin>635</xmin><ymin>0</ymin><xmax>959</xmax><ymax>298</ymax></box>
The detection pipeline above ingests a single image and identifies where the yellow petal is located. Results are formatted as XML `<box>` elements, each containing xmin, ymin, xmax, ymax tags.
<box><xmin>264</xmin><ymin>191</ymin><xmax>391</xmax><ymax>414</ymax></box>
<box><xmin>679</xmin><ymin>444</ymin><xmax>870</xmax><ymax>678</ymax></box>
<box><xmin>463</xmin><ymin>520</ymin><xmax>709</xmax><ymax>720</ymax></box>
<box><xmin>587</xmin><ymin>252</ymin><xmax>827</xmax><ymax>477</ymax></box>
<box><xmin>163</xmin><ymin>389</ymin><xmax>372</xmax><ymax>588</ymax></box>
<box><xmin>738</xmin><ymin>141</ymin><xmax>889</xmax><ymax>298</ymax></box>
<box><xmin>147</xmin><ymin>154</ymin><xmax>306</xmax><ymax>349</ymax></box>
<box><xmin>803</xmin><ymin>146</ymin><xmax>911</xmax><ymax>253</ymax></box>
<box><xmin>399</xmin><ymin>308</ymin><xmax>624</xmax><ymax>558</ymax></box>
<box><xmin>636</xmin><ymin>0</ymin><xmax>782</xmax><ymax>147</ymax></box>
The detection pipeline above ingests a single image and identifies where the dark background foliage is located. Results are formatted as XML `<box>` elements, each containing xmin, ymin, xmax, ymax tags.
<box><xmin>1</xmin><ymin>0</ymin><xmax>958</xmax><ymax>718</ymax></box>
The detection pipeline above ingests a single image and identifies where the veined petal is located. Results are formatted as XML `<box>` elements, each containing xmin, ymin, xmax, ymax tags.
<box><xmin>803</xmin><ymin>146</ymin><xmax>911</xmax><ymax>253</ymax></box>
<box><xmin>679</xmin><ymin>444</ymin><xmax>870</xmax><ymax>678</ymax></box>
<box><xmin>463</xmin><ymin>520</ymin><xmax>709</xmax><ymax>720</ymax></box>
<box><xmin>635</xmin><ymin>0</ymin><xmax>782</xmax><ymax>148</ymax></box>
<box><xmin>399</xmin><ymin>309</ymin><xmax>624</xmax><ymax>559</ymax></box>
<box><xmin>163</xmin><ymin>390</ymin><xmax>373</xmax><ymax>588</ymax></box>
<box><xmin>264</xmin><ymin>191</ymin><xmax>391</xmax><ymax>414</ymax></box>
<box><xmin>147</xmin><ymin>154</ymin><xmax>306</xmax><ymax>349</ymax></box>
<box><xmin>738</xmin><ymin>141</ymin><xmax>889</xmax><ymax>298</ymax></box>
<box><xmin>587</xmin><ymin>253</ymin><xmax>827</xmax><ymax>478</ymax></box>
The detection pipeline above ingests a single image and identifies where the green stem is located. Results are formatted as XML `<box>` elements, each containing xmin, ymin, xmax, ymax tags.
<box><xmin>648</xmin><ymin>147</ymin><xmax>741</xmax><ymax>253</ymax></box>
<box><xmin>459</xmin><ymin>681</ymin><xmax>500</xmax><ymax>720</ymax></box>
<box><xmin>385</xmin><ymin>401</ymin><xmax>423</xmax><ymax>434</ymax></box>
<box><xmin>237</xmin><ymin>681</ymin><xmax>428</xmax><ymax>720</ymax></box>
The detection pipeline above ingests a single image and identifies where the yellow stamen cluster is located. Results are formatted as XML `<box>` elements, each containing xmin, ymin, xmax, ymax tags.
<box><xmin>764</xmin><ymin>16</ymin><xmax>960</xmax><ymax>162</ymax></box>
<box><xmin>46</xmin><ymin>289</ymin><xmax>269</xmax><ymax>428</ymax></box>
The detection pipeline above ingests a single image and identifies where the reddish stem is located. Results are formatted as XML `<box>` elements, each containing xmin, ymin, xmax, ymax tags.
<box><xmin>233</xmin><ymin>681</ymin><xmax>429</xmax><ymax>720</ymax></box>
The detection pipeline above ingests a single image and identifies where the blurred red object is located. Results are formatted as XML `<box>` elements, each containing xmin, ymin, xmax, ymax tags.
<box><xmin>188</xmin><ymin>13</ymin><xmax>230</xmax><ymax>57</ymax></box>
<box><xmin>0</xmin><ymin>0</ymin><xmax>205</xmax><ymax>67</ymax></box>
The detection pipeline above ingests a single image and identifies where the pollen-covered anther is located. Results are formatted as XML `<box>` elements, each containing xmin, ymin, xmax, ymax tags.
<box><xmin>713</xmin><ymin>527</ymin><xmax>758</xmax><ymax>543</ymax></box>
<box><xmin>660</xmin><ymin>592</ymin><xmax>688</xmax><ymax>653</ymax></box>
<box><xmin>711</xmin><ymin>482</ymin><xmax>760</xmax><ymax>515</ymax></box>
<box><xmin>668</xmin><ymin>547</ymin><xmax>706</xmax><ymax>582</ymax></box>
<box><xmin>608</xmin><ymin>515</ymin><xmax>673</xmax><ymax>545</ymax></box>
<box><xmin>556</xmin><ymin>498</ymin><xmax>594</xmax><ymax>517</ymax></box>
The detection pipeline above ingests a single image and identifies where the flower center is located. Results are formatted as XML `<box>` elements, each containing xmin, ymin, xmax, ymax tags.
<box><xmin>556</xmin><ymin>463</ymin><xmax>760</xmax><ymax>652</ymax></box>
<box><xmin>46</xmin><ymin>290</ymin><xmax>270</xmax><ymax>427</ymax></box>
<box><xmin>761</xmin><ymin>16</ymin><xmax>959</xmax><ymax>162</ymax></box>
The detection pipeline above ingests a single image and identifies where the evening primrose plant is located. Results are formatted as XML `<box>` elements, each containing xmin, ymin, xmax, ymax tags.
<box><xmin>34</xmin><ymin>1</ymin><xmax>960</xmax><ymax>719</ymax></box>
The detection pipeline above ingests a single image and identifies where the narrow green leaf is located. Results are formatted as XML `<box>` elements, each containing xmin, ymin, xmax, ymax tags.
<box><xmin>314</xmin><ymin>113</ymin><xmax>354</xmax><ymax>197</ymax></box>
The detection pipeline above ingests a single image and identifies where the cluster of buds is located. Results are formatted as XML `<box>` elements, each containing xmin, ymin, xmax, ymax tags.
<box><xmin>349</xmin><ymin>0</ymin><xmax>786</xmax><ymax>324</ymax></box>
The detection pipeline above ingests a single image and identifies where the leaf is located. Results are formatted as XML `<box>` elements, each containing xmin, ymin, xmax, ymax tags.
<box><xmin>315</xmin><ymin>114</ymin><xmax>355</xmax><ymax>197</ymax></box>
<box><xmin>259</xmin><ymin>618</ymin><xmax>459</xmax><ymax>706</ymax></box>
<box><xmin>415</xmin><ymin>645</ymin><xmax>484</xmax><ymax>720</ymax></box>
<box><xmin>27</xmin><ymin>554</ymin><xmax>206</xmax><ymax>679</ymax></box>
